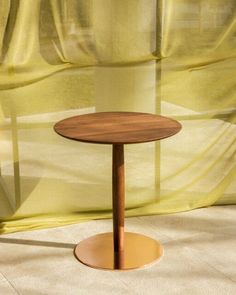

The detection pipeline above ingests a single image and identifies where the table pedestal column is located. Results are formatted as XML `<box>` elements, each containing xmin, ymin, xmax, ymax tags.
<box><xmin>112</xmin><ymin>144</ymin><xmax>125</xmax><ymax>268</ymax></box>
<box><xmin>74</xmin><ymin>145</ymin><xmax>164</xmax><ymax>270</ymax></box>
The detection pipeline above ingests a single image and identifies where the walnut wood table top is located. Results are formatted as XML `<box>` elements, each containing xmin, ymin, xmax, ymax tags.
<box><xmin>54</xmin><ymin>112</ymin><xmax>182</xmax><ymax>145</ymax></box>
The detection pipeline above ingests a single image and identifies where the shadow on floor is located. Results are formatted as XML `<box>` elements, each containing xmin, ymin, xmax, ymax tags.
<box><xmin>0</xmin><ymin>237</ymin><xmax>76</xmax><ymax>249</ymax></box>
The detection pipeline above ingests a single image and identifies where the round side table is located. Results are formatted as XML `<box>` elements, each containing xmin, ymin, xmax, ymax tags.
<box><xmin>54</xmin><ymin>112</ymin><xmax>181</xmax><ymax>270</ymax></box>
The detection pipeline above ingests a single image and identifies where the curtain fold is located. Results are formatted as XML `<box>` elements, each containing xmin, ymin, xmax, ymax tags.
<box><xmin>49</xmin><ymin>0</ymin><xmax>96</xmax><ymax>64</ymax></box>
<box><xmin>0</xmin><ymin>0</ymin><xmax>10</xmax><ymax>61</ymax></box>
<box><xmin>0</xmin><ymin>0</ymin><xmax>70</xmax><ymax>89</ymax></box>
<box><xmin>0</xmin><ymin>0</ymin><xmax>235</xmax><ymax>234</ymax></box>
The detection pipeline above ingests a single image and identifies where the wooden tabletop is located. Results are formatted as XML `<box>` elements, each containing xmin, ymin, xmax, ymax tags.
<box><xmin>54</xmin><ymin>112</ymin><xmax>182</xmax><ymax>145</ymax></box>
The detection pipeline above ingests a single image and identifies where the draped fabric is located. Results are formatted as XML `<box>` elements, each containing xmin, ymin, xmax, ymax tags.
<box><xmin>0</xmin><ymin>0</ymin><xmax>235</xmax><ymax>234</ymax></box>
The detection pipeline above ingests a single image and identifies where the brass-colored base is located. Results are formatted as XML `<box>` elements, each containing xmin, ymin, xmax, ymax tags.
<box><xmin>74</xmin><ymin>232</ymin><xmax>163</xmax><ymax>270</ymax></box>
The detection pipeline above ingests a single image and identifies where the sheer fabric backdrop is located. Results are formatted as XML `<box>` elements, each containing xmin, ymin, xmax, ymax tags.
<box><xmin>0</xmin><ymin>0</ymin><xmax>235</xmax><ymax>234</ymax></box>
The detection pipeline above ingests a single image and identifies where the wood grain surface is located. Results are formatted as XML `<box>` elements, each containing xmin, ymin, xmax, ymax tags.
<box><xmin>54</xmin><ymin>112</ymin><xmax>182</xmax><ymax>145</ymax></box>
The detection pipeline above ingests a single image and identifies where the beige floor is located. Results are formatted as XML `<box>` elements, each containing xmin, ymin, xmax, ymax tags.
<box><xmin>0</xmin><ymin>205</ymin><xmax>235</xmax><ymax>295</ymax></box>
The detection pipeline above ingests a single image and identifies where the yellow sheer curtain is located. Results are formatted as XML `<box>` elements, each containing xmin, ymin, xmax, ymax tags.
<box><xmin>0</xmin><ymin>0</ymin><xmax>235</xmax><ymax>234</ymax></box>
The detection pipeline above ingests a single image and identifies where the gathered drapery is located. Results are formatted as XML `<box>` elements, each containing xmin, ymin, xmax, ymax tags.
<box><xmin>0</xmin><ymin>0</ymin><xmax>235</xmax><ymax>234</ymax></box>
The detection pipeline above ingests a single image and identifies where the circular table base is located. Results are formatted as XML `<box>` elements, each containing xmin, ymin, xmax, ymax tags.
<box><xmin>74</xmin><ymin>232</ymin><xmax>163</xmax><ymax>270</ymax></box>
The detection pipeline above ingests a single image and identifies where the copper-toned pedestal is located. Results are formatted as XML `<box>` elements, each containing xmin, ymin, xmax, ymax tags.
<box><xmin>74</xmin><ymin>232</ymin><xmax>163</xmax><ymax>270</ymax></box>
<box><xmin>74</xmin><ymin>144</ymin><xmax>163</xmax><ymax>270</ymax></box>
<box><xmin>54</xmin><ymin>112</ymin><xmax>181</xmax><ymax>270</ymax></box>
